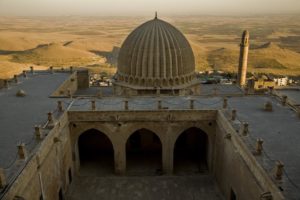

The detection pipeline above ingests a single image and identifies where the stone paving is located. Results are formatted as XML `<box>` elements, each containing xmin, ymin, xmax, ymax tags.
<box><xmin>66</xmin><ymin>175</ymin><xmax>224</xmax><ymax>200</ymax></box>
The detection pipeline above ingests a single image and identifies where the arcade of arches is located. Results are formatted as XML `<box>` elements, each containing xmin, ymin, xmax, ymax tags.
<box><xmin>76</xmin><ymin>127</ymin><xmax>209</xmax><ymax>176</ymax></box>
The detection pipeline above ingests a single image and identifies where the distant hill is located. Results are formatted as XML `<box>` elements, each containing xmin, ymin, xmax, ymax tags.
<box><xmin>11</xmin><ymin>43</ymin><xmax>106</xmax><ymax>67</ymax></box>
<box><xmin>207</xmin><ymin>48</ymin><xmax>238</xmax><ymax>71</ymax></box>
<box><xmin>256</xmin><ymin>42</ymin><xmax>278</xmax><ymax>49</ymax></box>
<box><xmin>206</xmin><ymin>42</ymin><xmax>300</xmax><ymax>74</ymax></box>
<box><xmin>0</xmin><ymin>61</ymin><xmax>47</xmax><ymax>79</ymax></box>
<box><xmin>66</xmin><ymin>38</ymin><xmax>122</xmax><ymax>52</ymax></box>
<box><xmin>0</xmin><ymin>37</ymin><xmax>43</xmax><ymax>51</ymax></box>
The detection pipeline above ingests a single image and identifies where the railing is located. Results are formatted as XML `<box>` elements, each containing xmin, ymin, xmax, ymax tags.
<box><xmin>222</xmin><ymin>100</ymin><xmax>300</xmax><ymax>197</ymax></box>
<box><xmin>0</xmin><ymin>102</ymin><xmax>69</xmax><ymax>198</ymax></box>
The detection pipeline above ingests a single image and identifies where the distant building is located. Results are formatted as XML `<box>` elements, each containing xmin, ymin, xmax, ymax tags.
<box><xmin>248</xmin><ymin>74</ymin><xmax>276</xmax><ymax>91</ymax></box>
<box><xmin>274</xmin><ymin>77</ymin><xmax>289</xmax><ymax>86</ymax></box>
<box><xmin>220</xmin><ymin>78</ymin><xmax>233</xmax><ymax>85</ymax></box>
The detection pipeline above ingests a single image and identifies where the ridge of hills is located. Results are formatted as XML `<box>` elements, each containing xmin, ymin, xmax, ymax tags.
<box><xmin>10</xmin><ymin>42</ymin><xmax>106</xmax><ymax>68</ymax></box>
<box><xmin>206</xmin><ymin>42</ymin><xmax>300</xmax><ymax>75</ymax></box>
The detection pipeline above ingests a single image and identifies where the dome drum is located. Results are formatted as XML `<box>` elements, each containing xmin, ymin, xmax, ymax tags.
<box><xmin>116</xmin><ymin>72</ymin><xmax>195</xmax><ymax>88</ymax></box>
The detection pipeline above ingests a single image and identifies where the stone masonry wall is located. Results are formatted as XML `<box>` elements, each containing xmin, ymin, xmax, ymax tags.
<box><xmin>2</xmin><ymin>112</ymin><xmax>74</xmax><ymax>200</ymax></box>
<box><xmin>214</xmin><ymin>111</ymin><xmax>284</xmax><ymax>200</ymax></box>
<box><xmin>51</xmin><ymin>72</ymin><xmax>78</xmax><ymax>97</ymax></box>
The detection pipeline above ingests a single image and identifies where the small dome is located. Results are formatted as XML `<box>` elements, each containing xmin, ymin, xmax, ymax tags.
<box><xmin>117</xmin><ymin>16</ymin><xmax>195</xmax><ymax>87</ymax></box>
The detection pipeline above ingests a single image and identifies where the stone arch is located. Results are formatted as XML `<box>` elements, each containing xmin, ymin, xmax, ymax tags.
<box><xmin>125</xmin><ymin>128</ymin><xmax>163</xmax><ymax>175</ymax></box>
<box><xmin>173</xmin><ymin>127</ymin><xmax>209</xmax><ymax>175</ymax></box>
<box><xmin>77</xmin><ymin>128</ymin><xmax>115</xmax><ymax>175</ymax></box>
<box><xmin>71</xmin><ymin>124</ymin><xmax>122</xmax><ymax>173</ymax></box>
<box><xmin>73</xmin><ymin>125</ymin><xmax>115</xmax><ymax>146</ymax></box>
<box><xmin>123</xmin><ymin>125</ymin><xmax>165</xmax><ymax>143</ymax></box>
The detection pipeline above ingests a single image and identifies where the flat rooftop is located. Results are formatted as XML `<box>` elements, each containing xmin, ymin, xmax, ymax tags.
<box><xmin>0</xmin><ymin>71</ymin><xmax>71</xmax><ymax>181</ymax></box>
<box><xmin>227</xmin><ymin>95</ymin><xmax>300</xmax><ymax>199</ymax></box>
<box><xmin>276</xmin><ymin>88</ymin><xmax>300</xmax><ymax>106</ymax></box>
<box><xmin>0</xmin><ymin>73</ymin><xmax>299</xmax><ymax>199</ymax></box>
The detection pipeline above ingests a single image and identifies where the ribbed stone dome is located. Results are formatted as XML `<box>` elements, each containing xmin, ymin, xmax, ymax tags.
<box><xmin>116</xmin><ymin>16</ymin><xmax>195</xmax><ymax>87</ymax></box>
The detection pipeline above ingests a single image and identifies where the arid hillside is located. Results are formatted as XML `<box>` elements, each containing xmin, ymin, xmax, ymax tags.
<box><xmin>207</xmin><ymin>42</ymin><xmax>300</xmax><ymax>75</ymax></box>
<box><xmin>11</xmin><ymin>42</ymin><xmax>105</xmax><ymax>66</ymax></box>
<box><xmin>0</xmin><ymin>15</ymin><xmax>300</xmax><ymax>79</ymax></box>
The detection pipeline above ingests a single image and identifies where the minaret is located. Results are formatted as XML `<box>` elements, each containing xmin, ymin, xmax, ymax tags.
<box><xmin>237</xmin><ymin>30</ymin><xmax>250</xmax><ymax>87</ymax></box>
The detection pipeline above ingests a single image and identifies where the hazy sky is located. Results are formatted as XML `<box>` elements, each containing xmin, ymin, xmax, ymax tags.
<box><xmin>0</xmin><ymin>0</ymin><xmax>300</xmax><ymax>16</ymax></box>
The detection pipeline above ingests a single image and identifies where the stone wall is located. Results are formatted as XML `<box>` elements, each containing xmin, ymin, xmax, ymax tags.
<box><xmin>51</xmin><ymin>72</ymin><xmax>78</xmax><ymax>97</ymax></box>
<box><xmin>214</xmin><ymin>111</ymin><xmax>284</xmax><ymax>200</ymax></box>
<box><xmin>2</xmin><ymin>112</ymin><xmax>74</xmax><ymax>200</ymax></box>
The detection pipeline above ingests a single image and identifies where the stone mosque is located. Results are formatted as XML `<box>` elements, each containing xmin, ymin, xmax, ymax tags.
<box><xmin>0</xmin><ymin>14</ymin><xmax>300</xmax><ymax>200</ymax></box>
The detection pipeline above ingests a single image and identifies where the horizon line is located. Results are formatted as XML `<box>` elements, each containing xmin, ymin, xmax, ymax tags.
<box><xmin>1</xmin><ymin>12</ymin><xmax>300</xmax><ymax>18</ymax></box>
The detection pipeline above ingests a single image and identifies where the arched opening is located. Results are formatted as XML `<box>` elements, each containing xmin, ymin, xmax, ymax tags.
<box><xmin>181</xmin><ymin>77</ymin><xmax>185</xmax><ymax>84</ymax></box>
<box><xmin>154</xmin><ymin>79</ymin><xmax>160</xmax><ymax>87</ymax></box>
<box><xmin>147</xmin><ymin>78</ymin><xmax>153</xmax><ymax>86</ymax></box>
<box><xmin>58</xmin><ymin>188</ymin><xmax>64</xmax><ymax>200</ymax></box>
<box><xmin>78</xmin><ymin>129</ymin><xmax>114</xmax><ymax>176</ymax></box>
<box><xmin>163</xmin><ymin>79</ymin><xmax>167</xmax><ymax>86</ymax></box>
<box><xmin>129</xmin><ymin>76</ymin><xmax>133</xmax><ymax>84</ymax></box>
<box><xmin>175</xmin><ymin>78</ymin><xmax>180</xmax><ymax>85</ymax></box>
<box><xmin>126</xmin><ymin>129</ymin><xmax>162</xmax><ymax>176</ymax></box>
<box><xmin>173</xmin><ymin>127</ymin><xmax>208</xmax><ymax>175</ymax></box>
<box><xmin>134</xmin><ymin>78</ymin><xmax>138</xmax><ymax>85</ymax></box>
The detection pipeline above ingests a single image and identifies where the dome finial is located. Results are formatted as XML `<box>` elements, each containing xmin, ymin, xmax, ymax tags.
<box><xmin>155</xmin><ymin>11</ymin><xmax>158</xmax><ymax>19</ymax></box>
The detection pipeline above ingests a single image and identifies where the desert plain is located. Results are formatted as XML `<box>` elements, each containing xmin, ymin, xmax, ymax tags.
<box><xmin>0</xmin><ymin>14</ymin><xmax>300</xmax><ymax>79</ymax></box>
